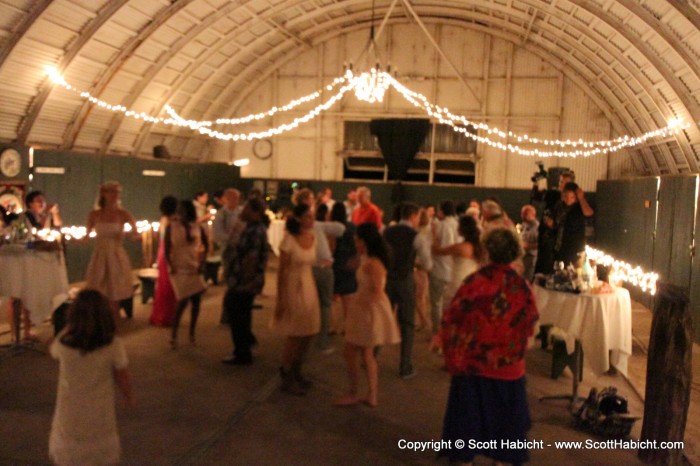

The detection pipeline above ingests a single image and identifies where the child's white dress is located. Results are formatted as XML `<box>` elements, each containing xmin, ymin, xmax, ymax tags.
<box><xmin>49</xmin><ymin>337</ymin><xmax>128</xmax><ymax>466</ymax></box>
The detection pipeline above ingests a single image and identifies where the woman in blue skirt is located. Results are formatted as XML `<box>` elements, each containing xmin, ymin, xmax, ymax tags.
<box><xmin>440</xmin><ymin>228</ymin><xmax>539</xmax><ymax>465</ymax></box>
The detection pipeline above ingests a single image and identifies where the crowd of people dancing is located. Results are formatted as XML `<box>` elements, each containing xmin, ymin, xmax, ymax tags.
<box><xmin>2</xmin><ymin>172</ymin><xmax>596</xmax><ymax>466</ymax></box>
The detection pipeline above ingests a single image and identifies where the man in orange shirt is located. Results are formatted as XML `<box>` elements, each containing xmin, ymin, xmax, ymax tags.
<box><xmin>351</xmin><ymin>186</ymin><xmax>383</xmax><ymax>230</ymax></box>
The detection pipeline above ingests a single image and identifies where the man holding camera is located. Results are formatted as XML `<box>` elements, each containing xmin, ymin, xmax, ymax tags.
<box><xmin>530</xmin><ymin>166</ymin><xmax>594</xmax><ymax>273</ymax></box>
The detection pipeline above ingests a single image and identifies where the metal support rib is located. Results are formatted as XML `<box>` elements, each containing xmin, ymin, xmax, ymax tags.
<box><xmin>16</xmin><ymin>0</ymin><xmax>130</xmax><ymax>145</ymax></box>
<box><xmin>399</xmin><ymin>0</ymin><xmax>482</xmax><ymax>107</ymax></box>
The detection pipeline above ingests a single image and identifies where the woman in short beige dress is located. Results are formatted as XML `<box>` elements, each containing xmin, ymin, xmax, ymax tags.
<box><xmin>273</xmin><ymin>203</ymin><xmax>320</xmax><ymax>395</ymax></box>
<box><xmin>166</xmin><ymin>200</ymin><xmax>208</xmax><ymax>348</ymax></box>
<box><xmin>335</xmin><ymin>222</ymin><xmax>399</xmax><ymax>408</ymax></box>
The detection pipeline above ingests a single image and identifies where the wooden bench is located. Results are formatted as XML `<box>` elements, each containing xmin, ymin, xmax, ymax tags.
<box><xmin>137</xmin><ymin>268</ymin><xmax>159</xmax><ymax>304</ymax></box>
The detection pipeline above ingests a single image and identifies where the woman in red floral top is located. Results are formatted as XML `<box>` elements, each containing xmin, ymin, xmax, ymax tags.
<box><xmin>440</xmin><ymin>228</ymin><xmax>539</xmax><ymax>466</ymax></box>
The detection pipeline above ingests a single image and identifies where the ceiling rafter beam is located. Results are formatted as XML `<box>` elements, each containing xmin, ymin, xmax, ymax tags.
<box><xmin>568</xmin><ymin>0</ymin><xmax>699</xmax><ymax>171</ymax></box>
<box><xmin>399</xmin><ymin>0</ymin><xmax>482</xmax><ymax>106</ymax></box>
<box><xmin>212</xmin><ymin>17</ymin><xmax>655</xmax><ymax>174</ymax></box>
<box><xmin>211</xmin><ymin>6</ymin><xmax>664</xmax><ymax>172</ymax></box>
<box><xmin>522</xmin><ymin>7</ymin><xmax>539</xmax><ymax>44</ymax></box>
<box><xmin>0</xmin><ymin>0</ymin><xmax>52</xmax><ymax>70</ymax></box>
<box><xmin>103</xmin><ymin>0</ymin><xmax>344</xmax><ymax>157</ymax></box>
<box><xmin>242</xmin><ymin>4</ymin><xmax>313</xmax><ymax>49</ymax></box>
<box><xmin>135</xmin><ymin>0</ymin><xmax>402</xmax><ymax>152</ymax></box>
<box><xmin>98</xmin><ymin>0</ymin><xmax>259</xmax><ymax>156</ymax></box>
<box><xmin>61</xmin><ymin>0</ymin><xmax>197</xmax><ymax>150</ymax></box>
<box><xmin>15</xmin><ymin>0</ymin><xmax>130</xmax><ymax>144</ymax></box>
<box><xmin>666</xmin><ymin>0</ymin><xmax>700</xmax><ymax>30</ymax></box>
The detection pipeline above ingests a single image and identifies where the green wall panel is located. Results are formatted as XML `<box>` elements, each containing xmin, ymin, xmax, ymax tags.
<box><xmin>30</xmin><ymin>150</ymin><xmax>102</xmax><ymax>226</ymax></box>
<box><xmin>4</xmin><ymin>148</ymin><xmax>244</xmax><ymax>283</ymax></box>
<box><xmin>653</xmin><ymin>176</ymin><xmax>696</xmax><ymax>289</ymax></box>
<box><xmin>595</xmin><ymin>180</ymin><xmax>625</xmax><ymax>255</ymax></box>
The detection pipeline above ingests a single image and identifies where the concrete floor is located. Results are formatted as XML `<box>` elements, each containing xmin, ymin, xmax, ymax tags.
<box><xmin>1</xmin><ymin>259</ymin><xmax>697</xmax><ymax>465</ymax></box>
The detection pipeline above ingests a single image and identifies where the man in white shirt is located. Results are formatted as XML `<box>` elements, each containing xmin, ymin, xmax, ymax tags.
<box><xmin>429</xmin><ymin>200</ymin><xmax>459</xmax><ymax>347</ymax></box>
<box><xmin>343</xmin><ymin>187</ymin><xmax>358</xmax><ymax>223</ymax></box>
<box><xmin>213</xmin><ymin>188</ymin><xmax>242</xmax><ymax>324</ymax></box>
<box><xmin>193</xmin><ymin>191</ymin><xmax>213</xmax><ymax>224</ymax></box>
<box><xmin>212</xmin><ymin>188</ymin><xmax>242</xmax><ymax>251</ymax></box>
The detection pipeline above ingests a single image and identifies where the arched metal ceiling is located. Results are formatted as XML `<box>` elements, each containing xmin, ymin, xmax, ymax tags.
<box><xmin>0</xmin><ymin>0</ymin><xmax>698</xmax><ymax>176</ymax></box>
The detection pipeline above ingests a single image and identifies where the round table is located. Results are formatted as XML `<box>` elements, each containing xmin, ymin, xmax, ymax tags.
<box><xmin>0</xmin><ymin>244</ymin><xmax>69</xmax><ymax>324</ymax></box>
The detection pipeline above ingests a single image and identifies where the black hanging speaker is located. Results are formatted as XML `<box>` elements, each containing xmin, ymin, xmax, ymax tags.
<box><xmin>153</xmin><ymin>145</ymin><xmax>170</xmax><ymax>159</ymax></box>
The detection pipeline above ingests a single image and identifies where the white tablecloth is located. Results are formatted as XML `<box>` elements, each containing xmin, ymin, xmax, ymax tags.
<box><xmin>533</xmin><ymin>285</ymin><xmax>632</xmax><ymax>376</ymax></box>
<box><xmin>0</xmin><ymin>245</ymin><xmax>69</xmax><ymax>324</ymax></box>
<box><xmin>267</xmin><ymin>219</ymin><xmax>286</xmax><ymax>256</ymax></box>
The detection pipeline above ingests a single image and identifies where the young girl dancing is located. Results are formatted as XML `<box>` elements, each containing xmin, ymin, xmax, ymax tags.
<box><xmin>49</xmin><ymin>289</ymin><xmax>134</xmax><ymax>466</ymax></box>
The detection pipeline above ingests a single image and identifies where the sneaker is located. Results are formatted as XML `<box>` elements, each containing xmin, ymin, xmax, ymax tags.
<box><xmin>400</xmin><ymin>369</ymin><xmax>417</xmax><ymax>380</ymax></box>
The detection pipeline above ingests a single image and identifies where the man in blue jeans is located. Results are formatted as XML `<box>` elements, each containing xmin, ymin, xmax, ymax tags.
<box><xmin>221</xmin><ymin>199</ymin><xmax>269</xmax><ymax>365</ymax></box>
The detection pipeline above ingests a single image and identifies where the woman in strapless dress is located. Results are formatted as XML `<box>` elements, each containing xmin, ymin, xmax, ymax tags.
<box><xmin>85</xmin><ymin>181</ymin><xmax>138</xmax><ymax>321</ymax></box>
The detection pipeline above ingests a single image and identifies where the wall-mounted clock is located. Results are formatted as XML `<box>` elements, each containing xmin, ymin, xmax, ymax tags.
<box><xmin>252</xmin><ymin>138</ymin><xmax>273</xmax><ymax>160</ymax></box>
<box><xmin>0</xmin><ymin>148</ymin><xmax>21</xmax><ymax>178</ymax></box>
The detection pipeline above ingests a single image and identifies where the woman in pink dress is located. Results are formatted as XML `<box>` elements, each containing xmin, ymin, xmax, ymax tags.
<box><xmin>149</xmin><ymin>195</ymin><xmax>178</xmax><ymax>327</ymax></box>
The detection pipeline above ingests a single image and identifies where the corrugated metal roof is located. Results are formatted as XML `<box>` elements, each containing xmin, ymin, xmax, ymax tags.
<box><xmin>0</xmin><ymin>0</ymin><xmax>696</xmax><ymax>177</ymax></box>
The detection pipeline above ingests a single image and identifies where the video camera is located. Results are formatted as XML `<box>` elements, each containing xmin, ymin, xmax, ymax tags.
<box><xmin>531</xmin><ymin>161</ymin><xmax>548</xmax><ymax>183</ymax></box>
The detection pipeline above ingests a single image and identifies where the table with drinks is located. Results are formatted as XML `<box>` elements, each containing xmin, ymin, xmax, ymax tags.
<box><xmin>0</xmin><ymin>241</ymin><xmax>69</xmax><ymax>326</ymax></box>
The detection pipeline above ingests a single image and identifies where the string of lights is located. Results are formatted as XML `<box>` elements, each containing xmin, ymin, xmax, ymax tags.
<box><xmin>384</xmin><ymin>71</ymin><xmax>689</xmax><ymax>158</ymax></box>
<box><xmin>46</xmin><ymin>66</ymin><xmax>689</xmax><ymax>158</ymax></box>
<box><xmin>33</xmin><ymin>223</ymin><xmax>659</xmax><ymax>296</ymax></box>
<box><xmin>164</xmin><ymin>75</ymin><xmax>349</xmax><ymax>128</ymax></box>
<box><xmin>190</xmin><ymin>83</ymin><xmax>354</xmax><ymax>141</ymax></box>
<box><xmin>585</xmin><ymin>245</ymin><xmax>659</xmax><ymax>296</ymax></box>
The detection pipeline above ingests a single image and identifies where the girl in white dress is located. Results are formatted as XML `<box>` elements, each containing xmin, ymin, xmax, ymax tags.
<box><xmin>49</xmin><ymin>289</ymin><xmax>134</xmax><ymax>466</ymax></box>
<box><xmin>335</xmin><ymin>222</ymin><xmax>399</xmax><ymax>408</ymax></box>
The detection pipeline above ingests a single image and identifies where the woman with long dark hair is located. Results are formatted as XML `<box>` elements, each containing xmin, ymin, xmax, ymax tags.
<box><xmin>330</xmin><ymin>202</ymin><xmax>358</xmax><ymax>334</ymax></box>
<box><xmin>433</xmin><ymin>215</ymin><xmax>483</xmax><ymax>305</ymax></box>
<box><xmin>335</xmin><ymin>222</ymin><xmax>399</xmax><ymax>408</ymax></box>
<box><xmin>430</xmin><ymin>215</ymin><xmax>483</xmax><ymax>352</ymax></box>
<box><xmin>150</xmin><ymin>195</ymin><xmax>178</xmax><ymax>327</ymax></box>
<box><xmin>49</xmin><ymin>289</ymin><xmax>134</xmax><ymax>466</ymax></box>
<box><xmin>166</xmin><ymin>200</ymin><xmax>208</xmax><ymax>348</ymax></box>
<box><xmin>273</xmin><ymin>203</ymin><xmax>320</xmax><ymax>395</ymax></box>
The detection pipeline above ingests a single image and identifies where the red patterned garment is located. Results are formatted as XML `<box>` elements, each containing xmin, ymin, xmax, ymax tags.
<box><xmin>441</xmin><ymin>263</ymin><xmax>539</xmax><ymax>380</ymax></box>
